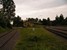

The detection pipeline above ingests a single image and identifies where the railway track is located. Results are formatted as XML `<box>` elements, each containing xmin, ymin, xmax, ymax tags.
<box><xmin>0</xmin><ymin>29</ymin><xmax>17</xmax><ymax>48</ymax></box>
<box><xmin>45</xmin><ymin>27</ymin><xmax>67</xmax><ymax>39</ymax></box>
<box><xmin>50</xmin><ymin>27</ymin><xmax>67</xmax><ymax>31</ymax></box>
<box><xmin>0</xmin><ymin>30</ymin><xmax>13</xmax><ymax>38</ymax></box>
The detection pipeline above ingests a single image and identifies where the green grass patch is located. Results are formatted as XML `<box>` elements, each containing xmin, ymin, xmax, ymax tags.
<box><xmin>0</xmin><ymin>27</ymin><xmax>10</xmax><ymax>34</ymax></box>
<box><xmin>15</xmin><ymin>27</ymin><xmax>67</xmax><ymax>50</ymax></box>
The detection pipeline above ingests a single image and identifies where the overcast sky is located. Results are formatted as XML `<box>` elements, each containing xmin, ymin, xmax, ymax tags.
<box><xmin>14</xmin><ymin>0</ymin><xmax>67</xmax><ymax>20</ymax></box>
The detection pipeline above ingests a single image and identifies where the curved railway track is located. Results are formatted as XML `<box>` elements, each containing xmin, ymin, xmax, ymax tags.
<box><xmin>50</xmin><ymin>27</ymin><xmax>67</xmax><ymax>31</ymax></box>
<box><xmin>45</xmin><ymin>27</ymin><xmax>67</xmax><ymax>39</ymax></box>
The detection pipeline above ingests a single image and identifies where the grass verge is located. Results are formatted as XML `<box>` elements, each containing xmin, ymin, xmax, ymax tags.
<box><xmin>0</xmin><ymin>27</ymin><xmax>10</xmax><ymax>34</ymax></box>
<box><xmin>15</xmin><ymin>27</ymin><xmax>67</xmax><ymax>50</ymax></box>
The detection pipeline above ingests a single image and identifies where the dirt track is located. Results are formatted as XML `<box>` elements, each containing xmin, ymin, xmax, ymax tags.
<box><xmin>0</xmin><ymin>29</ymin><xmax>19</xmax><ymax>50</ymax></box>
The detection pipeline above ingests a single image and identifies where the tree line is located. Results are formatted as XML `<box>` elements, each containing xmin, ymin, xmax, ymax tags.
<box><xmin>26</xmin><ymin>14</ymin><xmax>67</xmax><ymax>27</ymax></box>
<box><xmin>0</xmin><ymin>0</ymin><xmax>24</xmax><ymax>28</ymax></box>
<box><xmin>42</xmin><ymin>14</ymin><xmax>67</xmax><ymax>26</ymax></box>
<box><xmin>0</xmin><ymin>0</ymin><xmax>67</xmax><ymax>28</ymax></box>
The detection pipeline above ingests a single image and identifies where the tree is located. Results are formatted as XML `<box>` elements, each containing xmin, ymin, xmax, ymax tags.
<box><xmin>38</xmin><ymin>19</ymin><xmax>42</xmax><ymax>25</ymax></box>
<box><xmin>0</xmin><ymin>8</ymin><xmax>7</xmax><ymax>28</ymax></box>
<box><xmin>2</xmin><ymin>0</ymin><xmax>15</xmax><ymax>20</ymax></box>
<box><xmin>64</xmin><ymin>17</ymin><xmax>67</xmax><ymax>25</ymax></box>
<box><xmin>19</xmin><ymin>20</ymin><xmax>24</xmax><ymax>27</ymax></box>
<box><xmin>28</xmin><ymin>18</ymin><xmax>35</xmax><ymax>23</ymax></box>
<box><xmin>42</xmin><ymin>19</ymin><xmax>47</xmax><ymax>25</ymax></box>
<box><xmin>55</xmin><ymin>15</ymin><xmax>59</xmax><ymax>25</ymax></box>
<box><xmin>13</xmin><ymin>16</ymin><xmax>23</xmax><ymax>27</ymax></box>
<box><xmin>47</xmin><ymin>17</ymin><xmax>51</xmax><ymax>26</ymax></box>
<box><xmin>0</xmin><ymin>0</ymin><xmax>16</xmax><ymax>28</ymax></box>
<box><xmin>35</xmin><ymin>18</ymin><xmax>38</xmax><ymax>23</ymax></box>
<box><xmin>59</xmin><ymin>14</ymin><xmax>64</xmax><ymax>25</ymax></box>
<box><xmin>60</xmin><ymin>14</ymin><xmax>64</xmax><ymax>20</ymax></box>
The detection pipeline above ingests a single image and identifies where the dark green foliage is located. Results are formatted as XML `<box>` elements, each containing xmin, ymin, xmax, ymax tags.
<box><xmin>59</xmin><ymin>14</ymin><xmax>64</xmax><ymax>25</ymax></box>
<box><xmin>38</xmin><ymin>19</ymin><xmax>42</xmax><ymax>25</ymax></box>
<box><xmin>13</xmin><ymin>16</ymin><xmax>23</xmax><ymax>27</ymax></box>
<box><xmin>41</xmin><ymin>14</ymin><xmax>67</xmax><ymax>26</ymax></box>
<box><xmin>64</xmin><ymin>17</ymin><xmax>67</xmax><ymax>25</ymax></box>
<box><xmin>41</xmin><ymin>18</ymin><xmax>51</xmax><ymax>26</ymax></box>
<box><xmin>47</xmin><ymin>17</ymin><xmax>51</xmax><ymax>26</ymax></box>
<box><xmin>0</xmin><ymin>0</ymin><xmax>15</xmax><ymax>28</ymax></box>
<box><xmin>28</xmin><ymin>18</ymin><xmax>35</xmax><ymax>23</ymax></box>
<box><xmin>25</xmin><ymin>14</ymin><xmax>67</xmax><ymax>26</ymax></box>
<box><xmin>0</xmin><ymin>9</ymin><xmax>12</xmax><ymax>28</ymax></box>
<box><xmin>27</xmin><ymin>18</ymin><xmax>43</xmax><ymax>25</ymax></box>
<box><xmin>0</xmin><ymin>9</ymin><xmax>6</xmax><ymax>28</ymax></box>
<box><xmin>6</xmin><ymin>19</ymin><xmax>12</xmax><ymax>28</ymax></box>
<box><xmin>42</xmin><ymin>19</ymin><xmax>47</xmax><ymax>25</ymax></box>
<box><xmin>35</xmin><ymin>18</ymin><xmax>38</xmax><ymax>23</ymax></box>
<box><xmin>53</xmin><ymin>15</ymin><xmax>60</xmax><ymax>26</ymax></box>
<box><xmin>2</xmin><ymin>0</ymin><xmax>15</xmax><ymax>20</ymax></box>
<box><xmin>53</xmin><ymin>14</ymin><xmax>65</xmax><ymax>26</ymax></box>
<box><xmin>19</xmin><ymin>20</ymin><xmax>24</xmax><ymax>27</ymax></box>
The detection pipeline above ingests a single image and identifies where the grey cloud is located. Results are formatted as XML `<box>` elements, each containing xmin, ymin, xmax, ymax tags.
<box><xmin>14</xmin><ymin>0</ymin><xmax>67</xmax><ymax>10</ymax></box>
<box><xmin>14</xmin><ymin>0</ymin><xmax>67</xmax><ymax>20</ymax></box>
<box><xmin>37</xmin><ymin>0</ymin><xmax>67</xmax><ymax>9</ymax></box>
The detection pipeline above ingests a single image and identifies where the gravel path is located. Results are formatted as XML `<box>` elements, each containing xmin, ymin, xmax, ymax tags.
<box><xmin>0</xmin><ymin>29</ymin><xmax>19</xmax><ymax>50</ymax></box>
